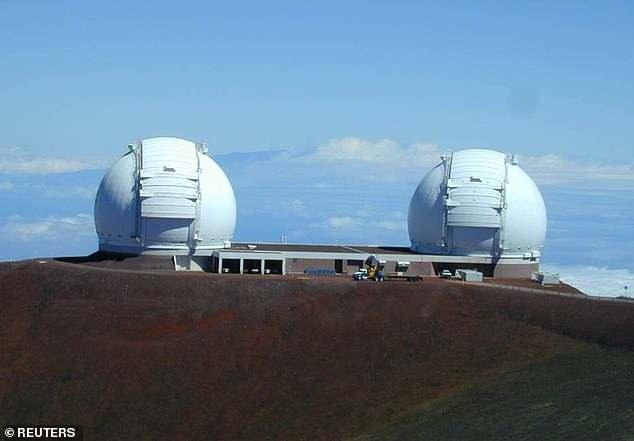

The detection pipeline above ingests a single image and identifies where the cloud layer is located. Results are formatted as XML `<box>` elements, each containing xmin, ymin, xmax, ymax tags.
<box><xmin>0</xmin><ymin>146</ymin><xmax>107</xmax><ymax>174</ymax></box>
<box><xmin>542</xmin><ymin>264</ymin><xmax>634</xmax><ymax>298</ymax></box>
<box><xmin>0</xmin><ymin>214</ymin><xmax>94</xmax><ymax>241</ymax></box>
<box><xmin>522</xmin><ymin>154</ymin><xmax>634</xmax><ymax>185</ymax></box>
<box><xmin>311</xmin><ymin>137</ymin><xmax>443</xmax><ymax>168</ymax></box>
<box><xmin>0</xmin><ymin>135</ymin><xmax>632</xmax><ymax>297</ymax></box>
<box><xmin>0</xmin><ymin>158</ymin><xmax>102</xmax><ymax>174</ymax></box>
<box><xmin>296</xmin><ymin>137</ymin><xmax>634</xmax><ymax>186</ymax></box>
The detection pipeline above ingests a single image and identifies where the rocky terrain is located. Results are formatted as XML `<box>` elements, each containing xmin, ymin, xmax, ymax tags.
<box><xmin>1</xmin><ymin>259</ymin><xmax>633</xmax><ymax>440</ymax></box>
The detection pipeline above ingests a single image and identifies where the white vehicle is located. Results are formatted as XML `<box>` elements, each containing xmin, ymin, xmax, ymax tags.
<box><xmin>440</xmin><ymin>270</ymin><xmax>453</xmax><ymax>279</ymax></box>
<box><xmin>352</xmin><ymin>268</ymin><xmax>369</xmax><ymax>281</ymax></box>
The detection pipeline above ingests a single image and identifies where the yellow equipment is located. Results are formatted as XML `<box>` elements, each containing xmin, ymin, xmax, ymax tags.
<box><xmin>366</xmin><ymin>264</ymin><xmax>377</xmax><ymax>279</ymax></box>
<box><xmin>364</xmin><ymin>255</ymin><xmax>380</xmax><ymax>281</ymax></box>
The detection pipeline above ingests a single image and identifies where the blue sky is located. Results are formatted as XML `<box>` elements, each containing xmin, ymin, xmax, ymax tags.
<box><xmin>1</xmin><ymin>1</ymin><xmax>633</xmax><ymax>295</ymax></box>
<box><xmin>2</xmin><ymin>1</ymin><xmax>634</xmax><ymax>159</ymax></box>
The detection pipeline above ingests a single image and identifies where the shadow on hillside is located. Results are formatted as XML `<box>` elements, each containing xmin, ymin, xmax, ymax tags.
<box><xmin>55</xmin><ymin>252</ymin><xmax>175</xmax><ymax>271</ymax></box>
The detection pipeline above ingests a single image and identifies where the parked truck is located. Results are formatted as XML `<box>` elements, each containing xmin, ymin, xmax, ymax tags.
<box><xmin>382</xmin><ymin>271</ymin><xmax>423</xmax><ymax>282</ymax></box>
<box><xmin>352</xmin><ymin>256</ymin><xmax>423</xmax><ymax>282</ymax></box>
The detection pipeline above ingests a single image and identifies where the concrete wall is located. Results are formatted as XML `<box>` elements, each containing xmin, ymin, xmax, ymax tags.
<box><xmin>493</xmin><ymin>262</ymin><xmax>539</xmax><ymax>278</ymax></box>
<box><xmin>344</xmin><ymin>259</ymin><xmax>365</xmax><ymax>273</ymax></box>
<box><xmin>432</xmin><ymin>262</ymin><xmax>495</xmax><ymax>277</ymax></box>
<box><xmin>214</xmin><ymin>250</ymin><xmax>538</xmax><ymax>279</ymax></box>
<box><xmin>285</xmin><ymin>258</ymin><xmax>337</xmax><ymax>273</ymax></box>
<box><xmin>407</xmin><ymin>262</ymin><xmax>435</xmax><ymax>276</ymax></box>
<box><xmin>173</xmin><ymin>256</ymin><xmax>209</xmax><ymax>272</ymax></box>
<box><xmin>191</xmin><ymin>256</ymin><xmax>211</xmax><ymax>272</ymax></box>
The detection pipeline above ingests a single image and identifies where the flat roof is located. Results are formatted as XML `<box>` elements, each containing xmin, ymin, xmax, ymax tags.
<box><xmin>222</xmin><ymin>242</ymin><xmax>535</xmax><ymax>265</ymax></box>
<box><xmin>230</xmin><ymin>242</ymin><xmax>413</xmax><ymax>255</ymax></box>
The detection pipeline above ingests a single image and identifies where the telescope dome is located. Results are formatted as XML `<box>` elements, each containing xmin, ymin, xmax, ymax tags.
<box><xmin>94</xmin><ymin>137</ymin><xmax>236</xmax><ymax>254</ymax></box>
<box><xmin>408</xmin><ymin>149</ymin><xmax>546</xmax><ymax>258</ymax></box>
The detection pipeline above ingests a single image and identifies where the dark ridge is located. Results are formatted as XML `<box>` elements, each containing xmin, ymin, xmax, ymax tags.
<box><xmin>55</xmin><ymin>252</ymin><xmax>175</xmax><ymax>271</ymax></box>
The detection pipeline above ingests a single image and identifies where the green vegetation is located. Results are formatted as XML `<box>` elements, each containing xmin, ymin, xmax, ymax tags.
<box><xmin>354</xmin><ymin>346</ymin><xmax>634</xmax><ymax>441</ymax></box>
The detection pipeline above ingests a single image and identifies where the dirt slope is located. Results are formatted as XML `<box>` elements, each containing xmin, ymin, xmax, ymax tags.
<box><xmin>353</xmin><ymin>345</ymin><xmax>634</xmax><ymax>441</ymax></box>
<box><xmin>1</xmin><ymin>260</ymin><xmax>633</xmax><ymax>440</ymax></box>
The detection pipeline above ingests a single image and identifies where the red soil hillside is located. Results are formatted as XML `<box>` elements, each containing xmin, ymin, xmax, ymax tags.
<box><xmin>1</xmin><ymin>260</ymin><xmax>634</xmax><ymax>440</ymax></box>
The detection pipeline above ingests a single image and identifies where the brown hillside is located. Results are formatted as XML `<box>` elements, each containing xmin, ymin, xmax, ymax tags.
<box><xmin>1</xmin><ymin>260</ymin><xmax>633</xmax><ymax>440</ymax></box>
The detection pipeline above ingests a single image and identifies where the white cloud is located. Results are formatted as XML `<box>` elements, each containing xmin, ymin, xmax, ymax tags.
<box><xmin>0</xmin><ymin>180</ymin><xmax>97</xmax><ymax>198</ymax></box>
<box><xmin>271</xmin><ymin>137</ymin><xmax>634</xmax><ymax>187</ymax></box>
<box><xmin>541</xmin><ymin>264</ymin><xmax>634</xmax><ymax>298</ymax></box>
<box><xmin>307</xmin><ymin>216</ymin><xmax>359</xmax><ymax>231</ymax></box>
<box><xmin>522</xmin><ymin>154</ymin><xmax>634</xmax><ymax>185</ymax></box>
<box><xmin>224</xmin><ymin>137</ymin><xmax>634</xmax><ymax>189</ymax></box>
<box><xmin>310</xmin><ymin>136</ymin><xmax>443</xmax><ymax>168</ymax></box>
<box><xmin>0</xmin><ymin>214</ymin><xmax>94</xmax><ymax>241</ymax></box>
<box><xmin>0</xmin><ymin>146</ymin><xmax>22</xmax><ymax>155</ymax></box>
<box><xmin>307</xmin><ymin>138</ymin><xmax>634</xmax><ymax>184</ymax></box>
<box><xmin>0</xmin><ymin>145</ymin><xmax>108</xmax><ymax>174</ymax></box>
<box><xmin>34</xmin><ymin>184</ymin><xmax>97</xmax><ymax>199</ymax></box>
<box><xmin>0</xmin><ymin>158</ymin><xmax>101</xmax><ymax>174</ymax></box>
<box><xmin>309</xmin><ymin>214</ymin><xmax>406</xmax><ymax>235</ymax></box>
<box><xmin>0</xmin><ymin>181</ymin><xmax>14</xmax><ymax>191</ymax></box>
<box><xmin>326</xmin><ymin>216</ymin><xmax>357</xmax><ymax>229</ymax></box>
<box><xmin>313</xmin><ymin>137</ymin><xmax>401</xmax><ymax>161</ymax></box>
<box><xmin>289</xmin><ymin>199</ymin><xmax>307</xmax><ymax>215</ymax></box>
<box><xmin>374</xmin><ymin>220</ymin><xmax>404</xmax><ymax>231</ymax></box>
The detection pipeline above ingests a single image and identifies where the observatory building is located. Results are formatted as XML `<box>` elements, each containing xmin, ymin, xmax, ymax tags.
<box><xmin>93</xmin><ymin>143</ymin><xmax>545</xmax><ymax>278</ymax></box>
<box><xmin>94</xmin><ymin>137</ymin><xmax>236</xmax><ymax>259</ymax></box>
<box><xmin>208</xmin><ymin>149</ymin><xmax>546</xmax><ymax>278</ymax></box>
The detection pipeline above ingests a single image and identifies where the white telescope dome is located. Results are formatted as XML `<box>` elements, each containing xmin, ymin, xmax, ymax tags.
<box><xmin>94</xmin><ymin>137</ymin><xmax>236</xmax><ymax>254</ymax></box>
<box><xmin>408</xmin><ymin>149</ymin><xmax>546</xmax><ymax>258</ymax></box>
